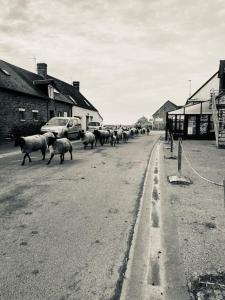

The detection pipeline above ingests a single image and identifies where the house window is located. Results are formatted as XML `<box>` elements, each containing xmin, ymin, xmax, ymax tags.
<box><xmin>177</xmin><ymin>115</ymin><xmax>184</xmax><ymax>131</ymax></box>
<box><xmin>19</xmin><ymin>108</ymin><xmax>25</xmax><ymax>121</ymax></box>
<box><xmin>84</xmin><ymin>99</ymin><xmax>91</xmax><ymax>107</ymax></box>
<box><xmin>187</xmin><ymin>116</ymin><xmax>197</xmax><ymax>135</ymax></box>
<box><xmin>199</xmin><ymin>115</ymin><xmax>208</xmax><ymax>135</ymax></box>
<box><xmin>48</xmin><ymin>85</ymin><xmax>54</xmax><ymax>99</ymax></box>
<box><xmin>58</xmin><ymin>111</ymin><xmax>63</xmax><ymax>117</ymax></box>
<box><xmin>0</xmin><ymin>68</ymin><xmax>10</xmax><ymax>76</ymax></box>
<box><xmin>68</xmin><ymin>95</ymin><xmax>78</xmax><ymax>105</ymax></box>
<box><xmin>64</xmin><ymin>112</ymin><xmax>68</xmax><ymax>117</ymax></box>
<box><xmin>32</xmin><ymin>110</ymin><xmax>39</xmax><ymax>121</ymax></box>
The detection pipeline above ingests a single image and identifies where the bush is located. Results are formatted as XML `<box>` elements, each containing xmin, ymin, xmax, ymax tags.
<box><xmin>10</xmin><ymin>122</ymin><xmax>46</xmax><ymax>139</ymax></box>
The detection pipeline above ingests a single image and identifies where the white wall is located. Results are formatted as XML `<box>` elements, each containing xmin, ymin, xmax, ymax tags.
<box><xmin>189</xmin><ymin>74</ymin><xmax>219</xmax><ymax>102</ymax></box>
<box><xmin>72</xmin><ymin>106</ymin><xmax>103</xmax><ymax>131</ymax></box>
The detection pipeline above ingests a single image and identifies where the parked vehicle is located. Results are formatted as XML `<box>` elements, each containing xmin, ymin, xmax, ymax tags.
<box><xmin>41</xmin><ymin>117</ymin><xmax>82</xmax><ymax>139</ymax></box>
<box><xmin>87</xmin><ymin>121</ymin><xmax>103</xmax><ymax>132</ymax></box>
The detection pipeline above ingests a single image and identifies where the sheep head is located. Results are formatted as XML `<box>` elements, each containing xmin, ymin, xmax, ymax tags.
<box><xmin>14</xmin><ymin>137</ymin><xmax>25</xmax><ymax>148</ymax></box>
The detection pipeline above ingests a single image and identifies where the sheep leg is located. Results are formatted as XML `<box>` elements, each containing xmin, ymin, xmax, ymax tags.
<box><xmin>91</xmin><ymin>142</ymin><xmax>94</xmax><ymax>149</ymax></box>
<box><xmin>28</xmin><ymin>154</ymin><xmax>32</xmax><ymax>162</ymax></box>
<box><xmin>41</xmin><ymin>149</ymin><xmax>46</xmax><ymax>160</ymax></box>
<box><xmin>70</xmin><ymin>150</ymin><xmax>73</xmax><ymax>160</ymax></box>
<box><xmin>47</xmin><ymin>153</ymin><xmax>54</xmax><ymax>165</ymax></box>
<box><xmin>21</xmin><ymin>153</ymin><xmax>28</xmax><ymax>165</ymax></box>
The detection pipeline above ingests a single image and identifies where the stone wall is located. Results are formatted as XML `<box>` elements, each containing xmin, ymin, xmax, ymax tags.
<box><xmin>0</xmin><ymin>89</ymin><xmax>72</xmax><ymax>142</ymax></box>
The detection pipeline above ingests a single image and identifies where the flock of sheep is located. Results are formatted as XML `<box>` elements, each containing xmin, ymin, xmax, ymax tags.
<box><xmin>14</xmin><ymin>127</ymin><xmax>150</xmax><ymax>165</ymax></box>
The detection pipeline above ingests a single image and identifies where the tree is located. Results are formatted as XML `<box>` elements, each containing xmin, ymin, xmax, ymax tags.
<box><xmin>135</xmin><ymin>116</ymin><xmax>151</xmax><ymax>128</ymax></box>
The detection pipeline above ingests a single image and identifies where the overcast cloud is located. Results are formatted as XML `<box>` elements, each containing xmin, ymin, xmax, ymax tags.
<box><xmin>1</xmin><ymin>0</ymin><xmax>225</xmax><ymax>123</ymax></box>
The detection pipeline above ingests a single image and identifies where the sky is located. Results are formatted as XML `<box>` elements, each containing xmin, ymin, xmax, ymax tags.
<box><xmin>1</xmin><ymin>0</ymin><xmax>225</xmax><ymax>124</ymax></box>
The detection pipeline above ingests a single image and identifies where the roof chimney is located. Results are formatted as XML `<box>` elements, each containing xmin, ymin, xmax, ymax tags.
<box><xmin>37</xmin><ymin>63</ymin><xmax>47</xmax><ymax>78</ymax></box>
<box><xmin>218</xmin><ymin>60</ymin><xmax>225</xmax><ymax>92</ymax></box>
<box><xmin>73</xmin><ymin>81</ymin><xmax>80</xmax><ymax>91</ymax></box>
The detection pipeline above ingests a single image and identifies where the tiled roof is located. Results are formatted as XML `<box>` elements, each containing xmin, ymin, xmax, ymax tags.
<box><xmin>0</xmin><ymin>60</ymin><xmax>47</xmax><ymax>99</ymax></box>
<box><xmin>0</xmin><ymin>60</ymin><xmax>97</xmax><ymax>111</ymax></box>
<box><xmin>47</xmin><ymin>75</ymin><xmax>97</xmax><ymax>111</ymax></box>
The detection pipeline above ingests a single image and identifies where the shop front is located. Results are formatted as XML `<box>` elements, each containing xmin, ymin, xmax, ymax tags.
<box><xmin>166</xmin><ymin>101</ymin><xmax>215</xmax><ymax>140</ymax></box>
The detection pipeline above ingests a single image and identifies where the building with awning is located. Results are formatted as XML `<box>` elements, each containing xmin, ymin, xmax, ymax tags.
<box><xmin>167</xmin><ymin>100</ymin><xmax>214</xmax><ymax>139</ymax></box>
<box><xmin>166</xmin><ymin>61</ymin><xmax>225</xmax><ymax>141</ymax></box>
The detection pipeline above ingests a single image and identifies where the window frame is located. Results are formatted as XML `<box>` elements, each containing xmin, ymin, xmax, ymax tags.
<box><xmin>19</xmin><ymin>108</ymin><xmax>26</xmax><ymax>122</ymax></box>
<box><xmin>32</xmin><ymin>109</ymin><xmax>39</xmax><ymax>121</ymax></box>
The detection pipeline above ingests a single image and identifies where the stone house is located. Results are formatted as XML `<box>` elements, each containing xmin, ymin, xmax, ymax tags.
<box><xmin>0</xmin><ymin>60</ymin><xmax>102</xmax><ymax>142</ymax></box>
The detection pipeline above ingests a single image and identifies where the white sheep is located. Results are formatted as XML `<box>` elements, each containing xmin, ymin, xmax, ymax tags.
<box><xmin>47</xmin><ymin>137</ymin><xmax>73</xmax><ymax>164</ymax></box>
<box><xmin>42</xmin><ymin>132</ymin><xmax>55</xmax><ymax>145</ymax></box>
<box><xmin>114</xmin><ymin>128</ymin><xmax>123</xmax><ymax>143</ymax></box>
<box><xmin>123</xmin><ymin>130</ymin><xmax>130</xmax><ymax>143</ymax></box>
<box><xmin>80</xmin><ymin>131</ymin><xmax>96</xmax><ymax>149</ymax></box>
<box><xmin>110</xmin><ymin>134</ymin><xmax>117</xmax><ymax>146</ymax></box>
<box><xmin>14</xmin><ymin>134</ymin><xmax>48</xmax><ymax>165</ymax></box>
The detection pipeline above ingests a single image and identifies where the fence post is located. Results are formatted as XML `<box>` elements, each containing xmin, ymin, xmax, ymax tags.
<box><xmin>178</xmin><ymin>137</ymin><xmax>182</xmax><ymax>177</ymax></box>
<box><xmin>170</xmin><ymin>134</ymin><xmax>174</xmax><ymax>157</ymax></box>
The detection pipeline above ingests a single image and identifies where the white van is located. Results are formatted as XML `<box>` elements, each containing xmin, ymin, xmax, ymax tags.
<box><xmin>41</xmin><ymin>117</ymin><xmax>82</xmax><ymax>139</ymax></box>
<box><xmin>87</xmin><ymin>121</ymin><xmax>103</xmax><ymax>132</ymax></box>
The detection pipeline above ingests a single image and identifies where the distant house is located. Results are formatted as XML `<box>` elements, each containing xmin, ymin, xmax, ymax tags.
<box><xmin>0</xmin><ymin>60</ymin><xmax>102</xmax><ymax>142</ymax></box>
<box><xmin>152</xmin><ymin>100</ymin><xmax>178</xmax><ymax>129</ymax></box>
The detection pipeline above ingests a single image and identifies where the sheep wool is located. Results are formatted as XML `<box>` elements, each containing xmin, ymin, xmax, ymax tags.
<box><xmin>49</xmin><ymin>138</ymin><xmax>72</xmax><ymax>155</ymax></box>
<box><xmin>83</xmin><ymin>132</ymin><xmax>95</xmax><ymax>144</ymax></box>
<box><xmin>21</xmin><ymin>135</ymin><xmax>47</xmax><ymax>153</ymax></box>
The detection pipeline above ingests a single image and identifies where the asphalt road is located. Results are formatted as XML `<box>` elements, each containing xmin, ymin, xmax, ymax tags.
<box><xmin>0</xmin><ymin>133</ymin><xmax>160</xmax><ymax>300</ymax></box>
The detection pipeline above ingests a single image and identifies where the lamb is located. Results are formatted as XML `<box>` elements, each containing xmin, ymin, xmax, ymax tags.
<box><xmin>110</xmin><ymin>134</ymin><xmax>117</xmax><ymax>146</ymax></box>
<box><xmin>14</xmin><ymin>134</ymin><xmax>48</xmax><ymax>165</ymax></box>
<box><xmin>93</xmin><ymin>130</ymin><xmax>108</xmax><ymax>146</ymax></box>
<box><xmin>123</xmin><ymin>130</ymin><xmax>130</xmax><ymax>143</ymax></box>
<box><xmin>80</xmin><ymin>131</ymin><xmax>96</xmax><ymax>149</ymax></box>
<box><xmin>130</xmin><ymin>128</ymin><xmax>136</xmax><ymax>138</ymax></box>
<box><xmin>114</xmin><ymin>128</ymin><xmax>123</xmax><ymax>143</ymax></box>
<box><xmin>47</xmin><ymin>137</ymin><xmax>73</xmax><ymax>164</ymax></box>
<box><xmin>141</xmin><ymin>128</ymin><xmax>146</xmax><ymax>134</ymax></box>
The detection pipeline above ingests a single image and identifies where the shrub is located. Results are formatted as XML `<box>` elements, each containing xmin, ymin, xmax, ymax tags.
<box><xmin>10</xmin><ymin>122</ymin><xmax>46</xmax><ymax>139</ymax></box>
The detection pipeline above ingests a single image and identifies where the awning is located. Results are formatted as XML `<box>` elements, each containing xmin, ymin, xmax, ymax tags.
<box><xmin>168</xmin><ymin>100</ymin><xmax>211</xmax><ymax>115</ymax></box>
